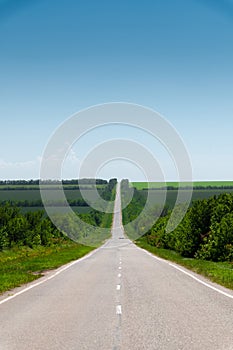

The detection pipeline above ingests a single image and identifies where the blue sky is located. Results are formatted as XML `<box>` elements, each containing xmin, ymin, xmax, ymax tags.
<box><xmin>0</xmin><ymin>0</ymin><xmax>233</xmax><ymax>181</ymax></box>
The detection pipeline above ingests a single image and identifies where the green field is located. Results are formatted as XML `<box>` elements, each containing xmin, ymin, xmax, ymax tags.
<box><xmin>132</xmin><ymin>181</ymin><xmax>233</xmax><ymax>189</ymax></box>
<box><xmin>130</xmin><ymin>182</ymin><xmax>233</xmax><ymax>209</ymax></box>
<box><xmin>139</xmin><ymin>188</ymin><xmax>233</xmax><ymax>209</ymax></box>
<box><xmin>0</xmin><ymin>188</ymin><xmax>95</xmax><ymax>201</ymax></box>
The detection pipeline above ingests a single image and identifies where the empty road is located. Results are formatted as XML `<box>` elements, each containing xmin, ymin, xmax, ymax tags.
<box><xmin>0</xmin><ymin>183</ymin><xmax>233</xmax><ymax>350</ymax></box>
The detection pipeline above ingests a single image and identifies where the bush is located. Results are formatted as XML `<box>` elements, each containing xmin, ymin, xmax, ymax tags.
<box><xmin>146</xmin><ymin>193</ymin><xmax>233</xmax><ymax>262</ymax></box>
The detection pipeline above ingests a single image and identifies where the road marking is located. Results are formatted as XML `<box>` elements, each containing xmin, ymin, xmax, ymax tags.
<box><xmin>118</xmin><ymin>273</ymin><xmax>121</xmax><ymax>278</ymax></box>
<box><xmin>118</xmin><ymin>266</ymin><xmax>122</xmax><ymax>270</ymax></box>
<box><xmin>116</xmin><ymin>305</ymin><xmax>122</xmax><ymax>315</ymax></box>
<box><xmin>116</xmin><ymin>284</ymin><xmax>121</xmax><ymax>290</ymax></box>
<box><xmin>0</xmin><ymin>248</ymin><xmax>100</xmax><ymax>306</ymax></box>
<box><xmin>139</xmin><ymin>246</ymin><xmax>233</xmax><ymax>300</ymax></box>
<box><xmin>168</xmin><ymin>262</ymin><xmax>233</xmax><ymax>300</ymax></box>
<box><xmin>119</xmin><ymin>261</ymin><xmax>122</xmax><ymax>265</ymax></box>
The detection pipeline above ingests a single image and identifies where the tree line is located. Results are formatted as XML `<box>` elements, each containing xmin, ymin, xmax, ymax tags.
<box><xmin>0</xmin><ymin>179</ymin><xmax>108</xmax><ymax>186</ymax></box>
<box><xmin>122</xmin><ymin>181</ymin><xmax>233</xmax><ymax>262</ymax></box>
<box><xmin>0</xmin><ymin>199</ymin><xmax>90</xmax><ymax>207</ymax></box>
<box><xmin>0</xmin><ymin>179</ymin><xmax>117</xmax><ymax>251</ymax></box>
<box><xmin>143</xmin><ymin>186</ymin><xmax>233</xmax><ymax>190</ymax></box>
<box><xmin>145</xmin><ymin>193</ymin><xmax>233</xmax><ymax>261</ymax></box>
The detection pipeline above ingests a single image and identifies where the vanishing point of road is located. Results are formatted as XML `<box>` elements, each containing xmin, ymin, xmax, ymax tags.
<box><xmin>0</xmin><ymin>184</ymin><xmax>233</xmax><ymax>349</ymax></box>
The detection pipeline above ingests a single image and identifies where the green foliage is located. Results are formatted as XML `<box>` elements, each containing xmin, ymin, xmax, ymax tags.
<box><xmin>0</xmin><ymin>178</ymin><xmax>117</xmax><ymax>294</ymax></box>
<box><xmin>0</xmin><ymin>179</ymin><xmax>116</xmax><ymax>251</ymax></box>
<box><xmin>0</xmin><ymin>204</ymin><xmax>61</xmax><ymax>250</ymax></box>
<box><xmin>123</xmin><ymin>184</ymin><xmax>233</xmax><ymax>262</ymax></box>
<box><xmin>197</xmin><ymin>213</ymin><xmax>233</xmax><ymax>261</ymax></box>
<box><xmin>0</xmin><ymin>178</ymin><xmax>107</xmax><ymax>186</ymax></box>
<box><xmin>121</xmin><ymin>180</ymin><xmax>167</xmax><ymax>240</ymax></box>
<box><xmin>146</xmin><ymin>192</ymin><xmax>233</xmax><ymax>262</ymax></box>
<box><xmin>121</xmin><ymin>181</ymin><xmax>146</xmax><ymax>225</ymax></box>
<box><xmin>0</xmin><ymin>227</ymin><xmax>9</xmax><ymax>250</ymax></box>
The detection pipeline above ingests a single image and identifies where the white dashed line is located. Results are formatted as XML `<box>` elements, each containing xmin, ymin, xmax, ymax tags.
<box><xmin>116</xmin><ymin>284</ymin><xmax>121</xmax><ymax>291</ymax></box>
<box><xmin>118</xmin><ymin>273</ymin><xmax>121</xmax><ymax>278</ymax></box>
<box><xmin>116</xmin><ymin>305</ymin><xmax>122</xmax><ymax>315</ymax></box>
<box><xmin>169</xmin><ymin>262</ymin><xmax>233</xmax><ymax>300</ymax></box>
<box><xmin>118</xmin><ymin>266</ymin><xmax>122</xmax><ymax>270</ymax></box>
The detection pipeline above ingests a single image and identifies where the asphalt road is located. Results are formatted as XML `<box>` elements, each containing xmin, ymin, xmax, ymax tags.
<box><xmin>0</xmin><ymin>184</ymin><xmax>233</xmax><ymax>350</ymax></box>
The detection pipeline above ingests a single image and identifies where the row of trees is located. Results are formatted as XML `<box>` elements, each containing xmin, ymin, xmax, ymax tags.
<box><xmin>146</xmin><ymin>186</ymin><xmax>233</xmax><ymax>190</ymax></box>
<box><xmin>100</xmin><ymin>178</ymin><xmax>117</xmax><ymax>200</ymax></box>
<box><xmin>0</xmin><ymin>179</ymin><xmax>108</xmax><ymax>186</ymax></box>
<box><xmin>121</xmin><ymin>180</ymin><xmax>147</xmax><ymax>225</ymax></box>
<box><xmin>0</xmin><ymin>179</ymin><xmax>117</xmax><ymax>251</ymax></box>
<box><xmin>121</xmin><ymin>180</ymin><xmax>168</xmax><ymax>240</ymax></box>
<box><xmin>0</xmin><ymin>199</ymin><xmax>89</xmax><ymax>207</ymax></box>
<box><xmin>121</xmin><ymin>182</ymin><xmax>233</xmax><ymax>262</ymax></box>
<box><xmin>0</xmin><ymin>204</ymin><xmax>111</xmax><ymax>251</ymax></box>
<box><xmin>146</xmin><ymin>193</ymin><xmax>233</xmax><ymax>262</ymax></box>
<box><xmin>0</xmin><ymin>205</ymin><xmax>62</xmax><ymax>250</ymax></box>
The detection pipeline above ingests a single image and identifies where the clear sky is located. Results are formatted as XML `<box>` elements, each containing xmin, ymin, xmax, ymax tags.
<box><xmin>0</xmin><ymin>0</ymin><xmax>233</xmax><ymax>181</ymax></box>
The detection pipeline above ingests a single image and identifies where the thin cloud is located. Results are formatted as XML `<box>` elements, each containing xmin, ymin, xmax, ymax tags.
<box><xmin>0</xmin><ymin>157</ymin><xmax>41</xmax><ymax>180</ymax></box>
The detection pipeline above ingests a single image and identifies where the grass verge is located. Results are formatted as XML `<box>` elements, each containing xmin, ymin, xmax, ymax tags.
<box><xmin>0</xmin><ymin>241</ymin><xmax>94</xmax><ymax>294</ymax></box>
<box><xmin>136</xmin><ymin>236</ymin><xmax>233</xmax><ymax>290</ymax></box>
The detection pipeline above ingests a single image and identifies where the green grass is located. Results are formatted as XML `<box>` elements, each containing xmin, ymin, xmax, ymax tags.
<box><xmin>132</xmin><ymin>181</ymin><xmax>233</xmax><ymax>189</ymax></box>
<box><xmin>136</xmin><ymin>236</ymin><xmax>233</xmax><ymax>290</ymax></box>
<box><xmin>0</xmin><ymin>241</ymin><xmax>94</xmax><ymax>294</ymax></box>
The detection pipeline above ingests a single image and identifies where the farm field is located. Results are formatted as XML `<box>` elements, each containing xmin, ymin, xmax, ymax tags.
<box><xmin>141</xmin><ymin>189</ymin><xmax>233</xmax><ymax>209</ymax></box>
<box><xmin>130</xmin><ymin>182</ymin><xmax>233</xmax><ymax>209</ymax></box>
<box><xmin>0</xmin><ymin>184</ymin><xmax>107</xmax><ymax>215</ymax></box>
<box><xmin>0</xmin><ymin>185</ymin><xmax>106</xmax><ymax>203</ymax></box>
<box><xmin>0</xmin><ymin>189</ymin><xmax>85</xmax><ymax>201</ymax></box>
<box><xmin>132</xmin><ymin>181</ymin><xmax>233</xmax><ymax>189</ymax></box>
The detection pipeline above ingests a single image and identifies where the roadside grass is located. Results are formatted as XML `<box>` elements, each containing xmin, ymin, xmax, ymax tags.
<box><xmin>136</xmin><ymin>236</ymin><xmax>233</xmax><ymax>291</ymax></box>
<box><xmin>0</xmin><ymin>241</ymin><xmax>94</xmax><ymax>294</ymax></box>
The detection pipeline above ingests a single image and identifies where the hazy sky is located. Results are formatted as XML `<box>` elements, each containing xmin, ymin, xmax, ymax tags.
<box><xmin>0</xmin><ymin>0</ymin><xmax>233</xmax><ymax>181</ymax></box>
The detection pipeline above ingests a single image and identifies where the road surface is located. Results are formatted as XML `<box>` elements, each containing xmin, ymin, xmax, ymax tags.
<box><xmin>0</xmin><ymin>183</ymin><xmax>233</xmax><ymax>349</ymax></box>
